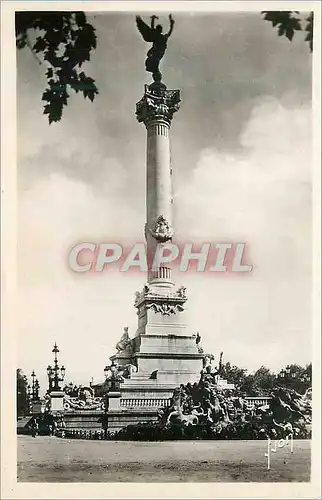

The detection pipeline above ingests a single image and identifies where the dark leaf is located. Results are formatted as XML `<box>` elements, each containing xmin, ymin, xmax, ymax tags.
<box><xmin>262</xmin><ymin>10</ymin><xmax>302</xmax><ymax>44</ymax></box>
<box><xmin>15</xmin><ymin>10</ymin><xmax>99</xmax><ymax>123</ymax></box>
<box><xmin>285</xmin><ymin>27</ymin><xmax>295</xmax><ymax>41</ymax></box>
<box><xmin>305</xmin><ymin>12</ymin><xmax>313</xmax><ymax>52</ymax></box>
<box><xmin>33</xmin><ymin>36</ymin><xmax>47</xmax><ymax>53</ymax></box>
<box><xmin>46</xmin><ymin>67</ymin><xmax>54</xmax><ymax>78</ymax></box>
<box><xmin>75</xmin><ymin>12</ymin><xmax>86</xmax><ymax>27</ymax></box>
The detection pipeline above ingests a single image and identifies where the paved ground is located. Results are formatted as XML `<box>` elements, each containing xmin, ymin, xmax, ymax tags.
<box><xmin>17</xmin><ymin>436</ymin><xmax>311</xmax><ymax>482</ymax></box>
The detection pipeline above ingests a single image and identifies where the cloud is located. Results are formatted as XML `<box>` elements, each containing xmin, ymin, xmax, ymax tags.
<box><xmin>175</xmin><ymin>97</ymin><xmax>311</xmax><ymax>370</ymax></box>
<box><xmin>18</xmin><ymin>171</ymin><xmax>144</xmax><ymax>391</ymax></box>
<box><xmin>17</xmin><ymin>95</ymin><xmax>312</xmax><ymax>392</ymax></box>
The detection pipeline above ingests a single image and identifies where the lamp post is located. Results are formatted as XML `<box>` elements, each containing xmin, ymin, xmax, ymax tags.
<box><xmin>31</xmin><ymin>370</ymin><xmax>36</xmax><ymax>400</ymax></box>
<box><xmin>34</xmin><ymin>379</ymin><xmax>40</xmax><ymax>401</ymax></box>
<box><xmin>47</xmin><ymin>343</ymin><xmax>66</xmax><ymax>392</ymax></box>
<box><xmin>27</xmin><ymin>384</ymin><xmax>32</xmax><ymax>414</ymax></box>
<box><xmin>104</xmin><ymin>365</ymin><xmax>110</xmax><ymax>384</ymax></box>
<box><xmin>103</xmin><ymin>362</ymin><xmax>123</xmax><ymax>412</ymax></box>
<box><xmin>29</xmin><ymin>372</ymin><xmax>41</xmax><ymax>414</ymax></box>
<box><xmin>47</xmin><ymin>343</ymin><xmax>66</xmax><ymax>414</ymax></box>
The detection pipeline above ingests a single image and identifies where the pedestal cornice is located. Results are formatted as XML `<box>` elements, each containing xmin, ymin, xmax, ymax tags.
<box><xmin>134</xmin><ymin>284</ymin><xmax>187</xmax><ymax>312</ymax></box>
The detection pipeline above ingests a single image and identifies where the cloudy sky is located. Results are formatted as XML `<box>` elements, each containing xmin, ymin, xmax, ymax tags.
<box><xmin>17</xmin><ymin>10</ymin><xmax>312</xmax><ymax>392</ymax></box>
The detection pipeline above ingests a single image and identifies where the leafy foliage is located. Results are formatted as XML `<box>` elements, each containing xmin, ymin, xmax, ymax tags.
<box><xmin>16</xmin><ymin>11</ymin><xmax>98</xmax><ymax>124</ymax></box>
<box><xmin>278</xmin><ymin>363</ymin><xmax>312</xmax><ymax>394</ymax></box>
<box><xmin>305</xmin><ymin>12</ymin><xmax>314</xmax><ymax>52</ymax></box>
<box><xmin>262</xmin><ymin>11</ymin><xmax>313</xmax><ymax>51</ymax></box>
<box><xmin>220</xmin><ymin>362</ymin><xmax>311</xmax><ymax>397</ymax></box>
<box><xmin>243</xmin><ymin>366</ymin><xmax>276</xmax><ymax>396</ymax></box>
<box><xmin>17</xmin><ymin>369</ymin><xmax>30</xmax><ymax>417</ymax></box>
<box><xmin>16</xmin><ymin>11</ymin><xmax>313</xmax><ymax>124</ymax></box>
<box><xmin>220</xmin><ymin>362</ymin><xmax>248</xmax><ymax>388</ymax></box>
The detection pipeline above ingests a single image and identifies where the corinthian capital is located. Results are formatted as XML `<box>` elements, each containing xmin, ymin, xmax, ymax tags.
<box><xmin>136</xmin><ymin>84</ymin><xmax>180</xmax><ymax>127</ymax></box>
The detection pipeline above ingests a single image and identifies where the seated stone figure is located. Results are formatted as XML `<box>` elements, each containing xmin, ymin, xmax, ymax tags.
<box><xmin>115</xmin><ymin>327</ymin><xmax>132</xmax><ymax>353</ymax></box>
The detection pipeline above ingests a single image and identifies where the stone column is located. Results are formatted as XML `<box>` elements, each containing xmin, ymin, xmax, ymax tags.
<box><xmin>136</xmin><ymin>83</ymin><xmax>180</xmax><ymax>289</ymax></box>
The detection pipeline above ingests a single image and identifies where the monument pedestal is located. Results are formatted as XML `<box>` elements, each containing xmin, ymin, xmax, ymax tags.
<box><xmin>107</xmin><ymin>391</ymin><xmax>121</xmax><ymax>410</ymax></box>
<box><xmin>50</xmin><ymin>391</ymin><xmax>65</xmax><ymax>413</ymax></box>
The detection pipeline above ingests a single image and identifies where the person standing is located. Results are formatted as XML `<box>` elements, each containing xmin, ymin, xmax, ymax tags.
<box><xmin>30</xmin><ymin>418</ymin><xmax>39</xmax><ymax>438</ymax></box>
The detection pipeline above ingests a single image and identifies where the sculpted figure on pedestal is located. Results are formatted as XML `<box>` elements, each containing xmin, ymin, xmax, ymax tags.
<box><xmin>63</xmin><ymin>386</ymin><xmax>104</xmax><ymax>411</ymax></box>
<box><xmin>136</xmin><ymin>14</ymin><xmax>175</xmax><ymax>83</ymax></box>
<box><xmin>176</xmin><ymin>285</ymin><xmax>187</xmax><ymax>299</ymax></box>
<box><xmin>166</xmin><ymin>387</ymin><xmax>199</xmax><ymax>427</ymax></box>
<box><xmin>134</xmin><ymin>291</ymin><xmax>141</xmax><ymax>306</ymax></box>
<box><xmin>115</xmin><ymin>327</ymin><xmax>132</xmax><ymax>353</ymax></box>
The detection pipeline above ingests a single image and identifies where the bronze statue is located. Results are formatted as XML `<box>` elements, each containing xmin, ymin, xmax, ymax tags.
<box><xmin>136</xmin><ymin>14</ymin><xmax>175</xmax><ymax>83</ymax></box>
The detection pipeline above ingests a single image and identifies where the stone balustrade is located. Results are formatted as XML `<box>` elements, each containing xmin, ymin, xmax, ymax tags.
<box><xmin>119</xmin><ymin>396</ymin><xmax>271</xmax><ymax>410</ymax></box>
<box><xmin>120</xmin><ymin>398</ymin><xmax>171</xmax><ymax>408</ymax></box>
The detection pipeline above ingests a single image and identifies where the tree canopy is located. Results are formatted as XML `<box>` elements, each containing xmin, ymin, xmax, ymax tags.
<box><xmin>17</xmin><ymin>368</ymin><xmax>30</xmax><ymax>417</ymax></box>
<box><xmin>16</xmin><ymin>10</ymin><xmax>313</xmax><ymax>124</ymax></box>
<box><xmin>220</xmin><ymin>361</ymin><xmax>311</xmax><ymax>396</ymax></box>
<box><xmin>16</xmin><ymin>11</ymin><xmax>98</xmax><ymax>124</ymax></box>
<box><xmin>262</xmin><ymin>11</ymin><xmax>313</xmax><ymax>52</ymax></box>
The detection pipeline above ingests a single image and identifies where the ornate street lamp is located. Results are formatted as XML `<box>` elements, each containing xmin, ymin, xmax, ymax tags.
<box><xmin>47</xmin><ymin>343</ymin><xmax>66</xmax><ymax>392</ymax></box>
<box><xmin>31</xmin><ymin>370</ymin><xmax>36</xmax><ymax>400</ymax></box>
<box><xmin>104</xmin><ymin>365</ymin><xmax>113</xmax><ymax>391</ymax></box>
<box><xmin>34</xmin><ymin>379</ymin><xmax>40</xmax><ymax>401</ymax></box>
<box><xmin>103</xmin><ymin>362</ymin><xmax>123</xmax><ymax>392</ymax></box>
<box><xmin>27</xmin><ymin>384</ymin><xmax>32</xmax><ymax>413</ymax></box>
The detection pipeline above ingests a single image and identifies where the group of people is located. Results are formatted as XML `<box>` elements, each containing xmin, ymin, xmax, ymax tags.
<box><xmin>28</xmin><ymin>413</ymin><xmax>66</xmax><ymax>438</ymax></box>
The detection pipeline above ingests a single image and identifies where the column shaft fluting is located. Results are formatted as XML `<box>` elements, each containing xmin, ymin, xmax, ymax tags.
<box><xmin>136</xmin><ymin>84</ymin><xmax>180</xmax><ymax>287</ymax></box>
<box><xmin>146</xmin><ymin>120</ymin><xmax>171</xmax><ymax>230</ymax></box>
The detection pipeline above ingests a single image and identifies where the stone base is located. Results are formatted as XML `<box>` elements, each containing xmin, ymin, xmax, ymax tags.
<box><xmin>105</xmin><ymin>408</ymin><xmax>159</xmax><ymax>432</ymax></box>
<box><xmin>50</xmin><ymin>391</ymin><xmax>64</xmax><ymax>412</ymax></box>
<box><xmin>62</xmin><ymin>408</ymin><xmax>159</xmax><ymax>433</ymax></box>
<box><xmin>107</xmin><ymin>391</ymin><xmax>121</xmax><ymax>410</ymax></box>
<box><xmin>63</xmin><ymin>411</ymin><xmax>105</xmax><ymax>430</ymax></box>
